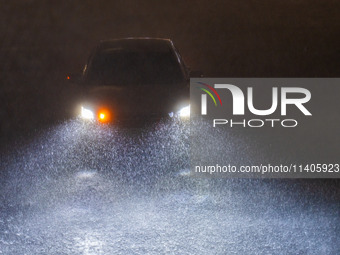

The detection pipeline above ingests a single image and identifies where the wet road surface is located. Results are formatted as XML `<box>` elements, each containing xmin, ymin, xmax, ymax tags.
<box><xmin>0</xmin><ymin>120</ymin><xmax>339</xmax><ymax>254</ymax></box>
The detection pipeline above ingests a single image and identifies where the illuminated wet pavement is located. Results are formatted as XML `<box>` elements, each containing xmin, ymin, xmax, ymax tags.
<box><xmin>0</xmin><ymin>120</ymin><xmax>339</xmax><ymax>254</ymax></box>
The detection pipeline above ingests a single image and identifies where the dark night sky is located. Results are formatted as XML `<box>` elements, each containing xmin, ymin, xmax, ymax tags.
<box><xmin>0</xmin><ymin>0</ymin><xmax>339</xmax><ymax>138</ymax></box>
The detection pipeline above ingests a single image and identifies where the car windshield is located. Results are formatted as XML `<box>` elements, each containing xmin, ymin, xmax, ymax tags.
<box><xmin>86</xmin><ymin>48</ymin><xmax>185</xmax><ymax>86</ymax></box>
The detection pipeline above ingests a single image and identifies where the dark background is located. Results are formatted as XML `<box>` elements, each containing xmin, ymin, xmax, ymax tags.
<box><xmin>0</xmin><ymin>0</ymin><xmax>339</xmax><ymax>141</ymax></box>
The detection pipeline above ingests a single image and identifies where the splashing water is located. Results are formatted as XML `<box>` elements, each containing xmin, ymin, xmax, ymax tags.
<box><xmin>0</xmin><ymin>119</ymin><xmax>339</xmax><ymax>254</ymax></box>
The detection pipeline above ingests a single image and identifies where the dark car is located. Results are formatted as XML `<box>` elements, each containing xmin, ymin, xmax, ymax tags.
<box><xmin>69</xmin><ymin>38</ymin><xmax>191</xmax><ymax>125</ymax></box>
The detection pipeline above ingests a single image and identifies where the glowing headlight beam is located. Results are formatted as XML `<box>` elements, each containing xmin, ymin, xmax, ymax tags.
<box><xmin>178</xmin><ymin>105</ymin><xmax>190</xmax><ymax>118</ymax></box>
<box><xmin>81</xmin><ymin>106</ymin><xmax>94</xmax><ymax>120</ymax></box>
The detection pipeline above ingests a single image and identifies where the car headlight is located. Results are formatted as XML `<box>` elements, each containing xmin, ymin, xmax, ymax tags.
<box><xmin>178</xmin><ymin>105</ymin><xmax>190</xmax><ymax>118</ymax></box>
<box><xmin>80</xmin><ymin>106</ymin><xmax>94</xmax><ymax>120</ymax></box>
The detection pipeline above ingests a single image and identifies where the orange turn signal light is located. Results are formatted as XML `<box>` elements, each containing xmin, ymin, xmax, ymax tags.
<box><xmin>99</xmin><ymin>113</ymin><xmax>105</xmax><ymax>120</ymax></box>
<box><xmin>97</xmin><ymin>109</ymin><xmax>112</xmax><ymax>123</ymax></box>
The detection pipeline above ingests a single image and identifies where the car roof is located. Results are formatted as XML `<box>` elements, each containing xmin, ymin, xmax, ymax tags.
<box><xmin>97</xmin><ymin>38</ymin><xmax>174</xmax><ymax>52</ymax></box>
